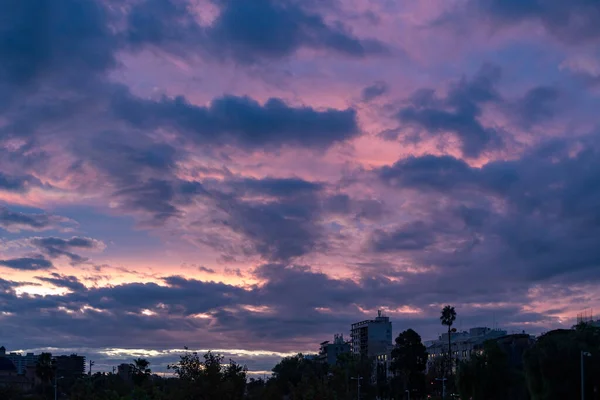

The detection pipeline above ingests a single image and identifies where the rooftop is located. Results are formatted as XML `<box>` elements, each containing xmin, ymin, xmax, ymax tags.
<box><xmin>0</xmin><ymin>357</ymin><xmax>17</xmax><ymax>372</ymax></box>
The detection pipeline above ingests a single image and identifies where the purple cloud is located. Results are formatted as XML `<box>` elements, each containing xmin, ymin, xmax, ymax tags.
<box><xmin>0</xmin><ymin>257</ymin><xmax>53</xmax><ymax>271</ymax></box>
<box><xmin>0</xmin><ymin>207</ymin><xmax>76</xmax><ymax>232</ymax></box>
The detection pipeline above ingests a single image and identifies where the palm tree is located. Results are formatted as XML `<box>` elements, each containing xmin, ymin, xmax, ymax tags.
<box><xmin>35</xmin><ymin>352</ymin><xmax>55</xmax><ymax>399</ymax></box>
<box><xmin>131</xmin><ymin>358</ymin><xmax>151</xmax><ymax>386</ymax></box>
<box><xmin>440</xmin><ymin>305</ymin><xmax>457</xmax><ymax>372</ymax></box>
<box><xmin>35</xmin><ymin>352</ymin><xmax>55</xmax><ymax>384</ymax></box>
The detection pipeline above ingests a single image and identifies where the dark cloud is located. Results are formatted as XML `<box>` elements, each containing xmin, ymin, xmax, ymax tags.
<box><xmin>0</xmin><ymin>207</ymin><xmax>75</xmax><ymax>232</ymax></box>
<box><xmin>361</xmin><ymin>81</ymin><xmax>389</xmax><ymax>102</ymax></box>
<box><xmin>0</xmin><ymin>0</ymin><xmax>116</xmax><ymax>87</ymax></box>
<box><xmin>125</xmin><ymin>0</ymin><xmax>200</xmax><ymax>51</ymax></box>
<box><xmin>203</xmin><ymin>176</ymin><xmax>390</xmax><ymax>261</ymax></box>
<box><xmin>198</xmin><ymin>266</ymin><xmax>216</xmax><ymax>274</ymax></box>
<box><xmin>74</xmin><ymin>137</ymin><xmax>206</xmax><ymax>224</ymax></box>
<box><xmin>113</xmin><ymin>179</ymin><xmax>183</xmax><ymax>225</ymax></box>
<box><xmin>208</xmin><ymin>0</ymin><xmax>388</xmax><ymax>61</ymax></box>
<box><xmin>378</xmin><ymin>154</ymin><xmax>480</xmax><ymax>191</ymax></box>
<box><xmin>216</xmin><ymin>190</ymin><xmax>322</xmax><ymax>261</ymax></box>
<box><xmin>379</xmin><ymin>153</ymin><xmax>521</xmax><ymax>197</ymax></box>
<box><xmin>370</xmin><ymin>221</ymin><xmax>436</xmax><ymax>252</ymax></box>
<box><xmin>111</xmin><ymin>91</ymin><xmax>359</xmax><ymax>149</ymax></box>
<box><xmin>377</xmin><ymin>135</ymin><xmax>600</xmax><ymax>284</ymax></box>
<box><xmin>29</xmin><ymin>236</ymin><xmax>105</xmax><ymax>264</ymax></box>
<box><xmin>510</xmin><ymin>86</ymin><xmax>561</xmax><ymax>128</ymax></box>
<box><xmin>394</xmin><ymin>64</ymin><xmax>503</xmax><ymax>158</ymax></box>
<box><xmin>474</xmin><ymin>0</ymin><xmax>600</xmax><ymax>43</ymax></box>
<box><xmin>233</xmin><ymin>177</ymin><xmax>323</xmax><ymax>197</ymax></box>
<box><xmin>0</xmin><ymin>257</ymin><xmax>53</xmax><ymax>271</ymax></box>
<box><xmin>125</xmin><ymin>0</ymin><xmax>388</xmax><ymax>62</ymax></box>
<box><xmin>0</xmin><ymin>172</ymin><xmax>41</xmax><ymax>193</ymax></box>
<box><xmin>323</xmin><ymin>194</ymin><xmax>385</xmax><ymax>221</ymax></box>
<box><xmin>85</xmin><ymin>140</ymin><xmax>179</xmax><ymax>177</ymax></box>
<box><xmin>35</xmin><ymin>273</ymin><xmax>87</xmax><ymax>292</ymax></box>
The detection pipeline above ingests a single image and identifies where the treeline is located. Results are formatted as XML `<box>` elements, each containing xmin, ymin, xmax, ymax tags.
<box><xmin>457</xmin><ymin>322</ymin><xmax>600</xmax><ymax>400</ymax></box>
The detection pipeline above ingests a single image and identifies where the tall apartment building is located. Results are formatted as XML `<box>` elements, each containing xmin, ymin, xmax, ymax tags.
<box><xmin>318</xmin><ymin>334</ymin><xmax>351</xmax><ymax>365</ymax></box>
<box><xmin>0</xmin><ymin>346</ymin><xmax>39</xmax><ymax>374</ymax></box>
<box><xmin>55</xmin><ymin>354</ymin><xmax>86</xmax><ymax>379</ymax></box>
<box><xmin>351</xmin><ymin>310</ymin><xmax>392</xmax><ymax>358</ymax></box>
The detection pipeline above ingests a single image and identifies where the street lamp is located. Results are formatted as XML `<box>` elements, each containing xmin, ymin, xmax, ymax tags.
<box><xmin>405</xmin><ymin>389</ymin><xmax>410</xmax><ymax>400</ymax></box>
<box><xmin>581</xmin><ymin>351</ymin><xmax>592</xmax><ymax>400</ymax></box>
<box><xmin>351</xmin><ymin>374</ymin><xmax>363</xmax><ymax>400</ymax></box>
<box><xmin>54</xmin><ymin>375</ymin><xmax>64</xmax><ymax>400</ymax></box>
<box><xmin>436</xmin><ymin>377</ymin><xmax>447</xmax><ymax>400</ymax></box>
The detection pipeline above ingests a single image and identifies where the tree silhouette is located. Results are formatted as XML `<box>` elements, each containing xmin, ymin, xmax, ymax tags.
<box><xmin>35</xmin><ymin>352</ymin><xmax>55</xmax><ymax>400</ymax></box>
<box><xmin>35</xmin><ymin>352</ymin><xmax>55</xmax><ymax>384</ymax></box>
<box><xmin>391</xmin><ymin>329</ymin><xmax>428</xmax><ymax>397</ymax></box>
<box><xmin>440</xmin><ymin>305</ymin><xmax>456</xmax><ymax>355</ymax></box>
<box><xmin>524</xmin><ymin>325</ymin><xmax>600</xmax><ymax>400</ymax></box>
<box><xmin>168</xmin><ymin>348</ymin><xmax>247</xmax><ymax>400</ymax></box>
<box><xmin>456</xmin><ymin>340</ymin><xmax>511</xmax><ymax>400</ymax></box>
<box><xmin>440</xmin><ymin>304</ymin><xmax>457</xmax><ymax>390</ymax></box>
<box><xmin>131</xmin><ymin>357</ymin><xmax>151</xmax><ymax>386</ymax></box>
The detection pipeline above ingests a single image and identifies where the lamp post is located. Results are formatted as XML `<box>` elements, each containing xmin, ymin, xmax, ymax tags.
<box><xmin>405</xmin><ymin>389</ymin><xmax>410</xmax><ymax>400</ymax></box>
<box><xmin>351</xmin><ymin>374</ymin><xmax>363</xmax><ymax>400</ymax></box>
<box><xmin>54</xmin><ymin>375</ymin><xmax>64</xmax><ymax>400</ymax></box>
<box><xmin>436</xmin><ymin>377</ymin><xmax>447</xmax><ymax>400</ymax></box>
<box><xmin>581</xmin><ymin>351</ymin><xmax>592</xmax><ymax>400</ymax></box>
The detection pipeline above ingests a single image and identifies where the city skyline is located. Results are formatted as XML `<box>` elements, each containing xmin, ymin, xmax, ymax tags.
<box><xmin>2</xmin><ymin>0</ymin><xmax>600</xmax><ymax>377</ymax></box>
<box><xmin>0</xmin><ymin>310</ymin><xmax>584</xmax><ymax>376</ymax></box>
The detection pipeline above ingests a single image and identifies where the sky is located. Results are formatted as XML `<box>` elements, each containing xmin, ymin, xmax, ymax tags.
<box><xmin>2</xmin><ymin>0</ymin><xmax>600</xmax><ymax>375</ymax></box>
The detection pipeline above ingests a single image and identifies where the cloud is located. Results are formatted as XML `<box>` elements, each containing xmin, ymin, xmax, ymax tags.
<box><xmin>509</xmin><ymin>86</ymin><xmax>561</xmax><ymax>128</ymax></box>
<box><xmin>35</xmin><ymin>273</ymin><xmax>87</xmax><ymax>292</ymax></box>
<box><xmin>0</xmin><ymin>207</ymin><xmax>76</xmax><ymax>233</ymax></box>
<box><xmin>0</xmin><ymin>0</ymin><xmax>116</xmax><ymax>89</ymax></box>
<box><xmin>0</xmin><ymin>257</ymin><xmax>53</xmax><ymax>271</ymax></box>
<box><xmin>111</xmin><ymin>91</ymin><xmax>359</xmax><ymax>150</ymax></box>
<box><xmin>473</xmin><ymin>0</ymin><xmax>600</xmax><ymax>43</ymax></box>
<box><xmin>232</xmin><ymin>177</ymin><xmax>323</xmax><ymax>198</ymax></box>
<box><xmin>324</xmin><ymin>194</ymin><xmax>385</xmax><ymax>221</ymax></box>
<box><xmin>377</xmin><ymin>135</ymin><xmax>600</xmax><ymax>284</ymax></box>
<box><xmin>369</xmin><ymin>221</ymin><xmax>436</xmax><ymax>252</ymax></box>
<box><xmin>0</xmin><ymin>172</ymin><xmax>41</xmax><ymax>193</ymax></box>
<box><xmin>29</xmin><ymin>236</ymin><xmax>106</xmax><ymax>264</ymax></box>
<box><xmin>112</xmin><ymin>179</ymin><xmax>186</xmax><ymax>225</ymax></box>
<box><xmin>393</xmin><ymin>64</ymin><xmax>504</xmax><ymax>158</ymax></box>
<box><xmin>125</xmin><ymin>0</ymin><xmax>388</xmax><ymax>62</ymax></box>
<box><xmin>361</xmin><ymin>81</ymin><xmax>389</xmax><ymax>102</ymax></box>
<box><xmin>378</xmin><ymin>154</ymin><xmax>481</xmax><ymax>191</ymax></box>
<box><xmin>215</xmin><ymin>190</ymin><xmax>322</xmax><ymax>262</ymax></box>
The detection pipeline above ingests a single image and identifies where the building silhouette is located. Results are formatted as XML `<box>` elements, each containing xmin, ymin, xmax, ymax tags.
<box><xmin>0</xmin><ymin>354</ymin><xmax>33</xmax><ymax>391</ymax></box>
<box><xmin>318</xmin><ymin>334</ymin><xmax>351</xmax><ymax>365</ymax></box>
<box><xmin>55</xmin><ymin>354</ymin><xmax>86</xmax><ymax>379</ymax></box>
<box><xmin>425</xmin><ymin>327</ymin><xmax>508</xmax><ymax>372</ymax></box>
<box><xmin>0</xmin><ymin>346</ymin><xmax>39</xmax><ymax>375</ymax></box>
<box><xmin>350</xmin><ymin>310</ymin><xmax>393</xmax><ymax>358</ymax></box>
